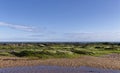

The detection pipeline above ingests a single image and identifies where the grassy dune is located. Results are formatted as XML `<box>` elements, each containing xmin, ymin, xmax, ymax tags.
<box><xmin>0</xmin><ymin>42</ymin><xmax>120</xmax><ymax>58</ymax></box>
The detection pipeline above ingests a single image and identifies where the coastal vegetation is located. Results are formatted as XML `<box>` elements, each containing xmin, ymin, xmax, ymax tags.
<box><xmin>0</xmin><ymin>42</ymin><xmax>120</xmax><ymax>59</ymax></box>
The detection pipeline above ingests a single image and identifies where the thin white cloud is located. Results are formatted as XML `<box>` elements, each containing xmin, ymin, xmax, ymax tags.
<box><xmin>0</xmin><ymin>22</ymin><xmax>34</xmax><ymax>32</ymax></box>
<box><xmin>63</xmin><ymin>32</ymin><xmax>120</xmax><ymax>41</ymax></box>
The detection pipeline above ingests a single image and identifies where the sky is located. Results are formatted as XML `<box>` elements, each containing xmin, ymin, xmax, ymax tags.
<box><xmin>0</xmin><ymin>0</ymin><xmax>120</xmax><ymax>42</ymax></box>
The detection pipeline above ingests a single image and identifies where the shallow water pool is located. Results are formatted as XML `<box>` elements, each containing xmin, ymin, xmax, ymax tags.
<box><xmin>0</xmin><ymin>66</ymin><xmax>120</xmax><ymax>73</ymax></box>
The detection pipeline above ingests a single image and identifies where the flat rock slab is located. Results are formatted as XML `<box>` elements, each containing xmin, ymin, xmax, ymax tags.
<box><xmin>0</xmin><ymin>66</ymin><xmax>120</xmax><ymax>73</ymax></box>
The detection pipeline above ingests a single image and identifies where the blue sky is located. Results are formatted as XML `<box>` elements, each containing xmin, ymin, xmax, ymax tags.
<box><xmin>0</xmin><ymin>0</ymin><xmax>120</xmax><ymax>42</ymax></box>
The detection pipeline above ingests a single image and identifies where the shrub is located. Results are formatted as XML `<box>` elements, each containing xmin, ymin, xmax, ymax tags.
<box><xmin>72</xmin><ymin>49</ymin><xmax>95</xmax><ymax>55</ymax></box>
<box><xmin>56</xmin><ymin>50</ymin><xmax>73</xmax><ymax>55</ymax></box>
<box><xmin>104</xmin><ymin>47</ymin><xmax>117</xmax><ymax>50</ymax></box>
<box><xmin>40</xmin><ymin>50</ymin><xmax>56</xmax><ymax>55</ymax></box>
<box><xmin>11</xmin><ymin>50</ymin><xmax>38</xmax><ymax>57</ymax></box>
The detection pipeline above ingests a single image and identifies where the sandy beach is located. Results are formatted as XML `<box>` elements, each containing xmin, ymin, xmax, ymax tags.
<box><xmin>0</xmin><ymin>54</ymin><xmax>120</xmax><ymax>70</ymax></box>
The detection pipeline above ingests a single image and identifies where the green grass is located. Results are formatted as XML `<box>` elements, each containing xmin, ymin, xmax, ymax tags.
<box><xmin>10</xmin><ymin>50</ymin><xmax>77</xmax><ymax>59</ymax></box>
<box><xmin>1</xmin><ymin>42</ymin><xmax>120</xmax><ymax>59</ymax></box>
<box><xmin>0</xmin><ymin>52</ymin><xmax>11</xmax><ymax>56</ymax></box>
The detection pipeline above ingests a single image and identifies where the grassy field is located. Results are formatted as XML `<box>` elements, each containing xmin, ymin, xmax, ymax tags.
<box><xmin>0</xmin><ymin>42</ymin><xmax>120</xmax><ymax>59</ymax></box>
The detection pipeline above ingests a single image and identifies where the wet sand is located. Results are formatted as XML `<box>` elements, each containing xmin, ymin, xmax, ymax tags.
<box><xmin>0</xmin><ymin>66</ymin><xmax>120</xmax><ymax>73</ymax></box>
<box><xmin>1</xmin><ymin>54</ymin><xmax>120</xmax><ymax>73</ymax></box>
<box><xmin>1</xmin><ymin>55</ymin><xmax>120</xmax><ymax>69</ymax></box>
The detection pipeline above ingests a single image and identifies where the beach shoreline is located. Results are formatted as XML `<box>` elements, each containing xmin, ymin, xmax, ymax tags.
<box><xmin>0</xmin><ymin>55</ymin><xmax>120</xmax><ymax>70</ymax></box>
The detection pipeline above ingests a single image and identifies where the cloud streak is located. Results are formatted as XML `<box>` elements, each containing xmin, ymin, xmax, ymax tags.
<box><xmin>63</xmin><ymin>32</ymin><xmax>120</xmax><ymax>41</ymax></box>
<box><xmin>27</xmin><ymin>32</ymin><xmax>120</xmax><ymax>42</ymax></box>
<box><xmin>0</xmin><ymin>22</ymin><xmax>35</xmax><ymax>32</ymax></box>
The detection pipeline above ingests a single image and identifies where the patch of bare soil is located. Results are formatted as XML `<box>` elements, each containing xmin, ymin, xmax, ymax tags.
<box><xmin>102</xmin><ymin>53</ymin><xmax>120</xmax><ymax>60</ymax></box>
